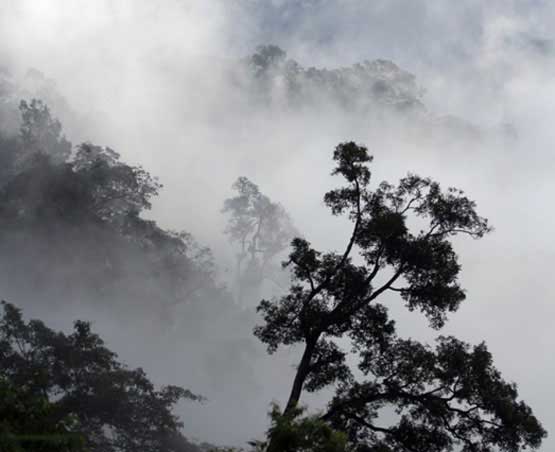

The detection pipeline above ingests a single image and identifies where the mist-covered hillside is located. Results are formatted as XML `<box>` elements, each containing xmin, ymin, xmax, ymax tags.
<box><xmin>0</xmin><ymin>81</ymin><xmax>271</xmax><ymax>446</ymax></box>
<box><xmin>1</xmin><ymin>2</ymin><xmax>555</xmax><ymax>450</ymax></box>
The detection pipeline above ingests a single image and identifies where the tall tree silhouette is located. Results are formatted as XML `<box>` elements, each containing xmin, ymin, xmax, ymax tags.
<box><xmin>255</xmin><ymin>142</ymin><xmax>545</xmax><ymax>452</ymax></box>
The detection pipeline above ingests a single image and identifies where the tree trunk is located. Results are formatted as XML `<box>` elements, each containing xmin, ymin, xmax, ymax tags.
<box><xmin>266</xmin><ymin>337</ymin><xmax>317</xmax><ymax>452</ymax></box>
<box><xmin>284</xmin><ymin>336</ymin><xmax>317</xmax><ymax>416</ymax></box>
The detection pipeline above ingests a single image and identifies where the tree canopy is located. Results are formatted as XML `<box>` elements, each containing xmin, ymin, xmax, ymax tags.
<box><xmin>255</xmin><ymin>142</ymin><xmax>545</xmax><ymax>452</ymax></box>
<box><xmin>0</xmin><ymin>301</ymin><xmax>202</xmax><ymax>452</ymax></box>
<box><xmin>0</xmin><ymin>376</ymin><xmax>85</xmax><ymax>452</ymax></box>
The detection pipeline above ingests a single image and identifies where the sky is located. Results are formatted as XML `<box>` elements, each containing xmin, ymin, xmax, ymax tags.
<box><xmin>1</xmin><ymin>0</ymin><xmax>555</xmax><ymax>448</ymax></box>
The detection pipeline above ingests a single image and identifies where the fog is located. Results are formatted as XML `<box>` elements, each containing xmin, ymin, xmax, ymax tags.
<box><xmin>1</xmin><ymin>0</ymin><xmax>554</xmax><ymax>449</ymax></box>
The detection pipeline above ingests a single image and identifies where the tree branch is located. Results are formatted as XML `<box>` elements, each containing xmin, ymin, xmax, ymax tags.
<box><xmin>298</xmin><ymin>172</ymin><xmax>364</xmax><ymax>309</ymax></box>
<box><xmin>290</xmin><ymin>256</ymin><xmax>316</xmax><ymax>292</ymax></box>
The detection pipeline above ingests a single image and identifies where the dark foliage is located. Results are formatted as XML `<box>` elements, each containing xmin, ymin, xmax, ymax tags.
<box><xmin>255</xmin><ymin>142</ymin><xmax>545</xmax><ymax>451</ymax></box>
<box><xmin>0</xmin><ymin>376</ymin><xmax>85</xmax><ymax>451</ymax></box>
<box><xmin>0</xmin><ymin>301</ymin><xmax>201</xmax><ymax>452</ymax></box>
<box><xmin>326</xmin><ymin>336</ymin><xmax>545</xmax><ymax>452</ymax></box>
<box><xmin>261</xmin><ymin>405</ymin><xmax>348</xmax><ymax>452</ymax></box>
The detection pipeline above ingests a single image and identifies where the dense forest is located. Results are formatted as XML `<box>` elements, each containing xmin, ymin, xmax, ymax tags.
<box><xmin>0</xmin><ymin>42</ymin><xmax>547</xmax><ymax>452</ymax></box>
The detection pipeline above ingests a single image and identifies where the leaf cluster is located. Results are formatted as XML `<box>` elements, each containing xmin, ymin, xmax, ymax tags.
<box><xmin>0</xmin><ymin>301</ymin><xmax>201</xmax><ymax>452</ymax></box>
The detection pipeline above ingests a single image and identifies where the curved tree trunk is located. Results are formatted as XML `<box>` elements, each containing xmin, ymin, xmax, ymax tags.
<box><xmin>266</xmin><ymin>337</ymin><xmax>318</xmax><ymax>452</ymax></box>
<box><xmin>283</xmin><ymin>338</ymin><xmax>316</xmax><ymax>416</ymax></box>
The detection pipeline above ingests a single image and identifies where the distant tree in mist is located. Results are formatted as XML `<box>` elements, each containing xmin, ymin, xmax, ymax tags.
<box><xmin>19</xmin><ymin>99</ymin><xmax>71</xmax><ymax>165</ymax></box>
<box><xmin>0</xmin><ymin>301</ymin><xmax>203</xmax><ymax>452</ymax></box>
<box><xmin>223</xmin><ymin>176</ymin><xmax>296</xmax><ymax>305</ymax></box>
<box><xmin>248</xmin><ymin>45</ymin><xmax>288</xmax><ymax>77</ymax></box>
<box><xmin>0</xmin><ymin>99</ymin><xmax>71</xmax><ymax>186</ymax></box>
<box><xmin>242</xmin><ymin>45</ymin><xmax>424</xmax><ymax>113</ymax></box>
<box><xmin>255</xmin><ymin>142</ymin><xmax>546</xmax><ymax>452</ymax></box>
